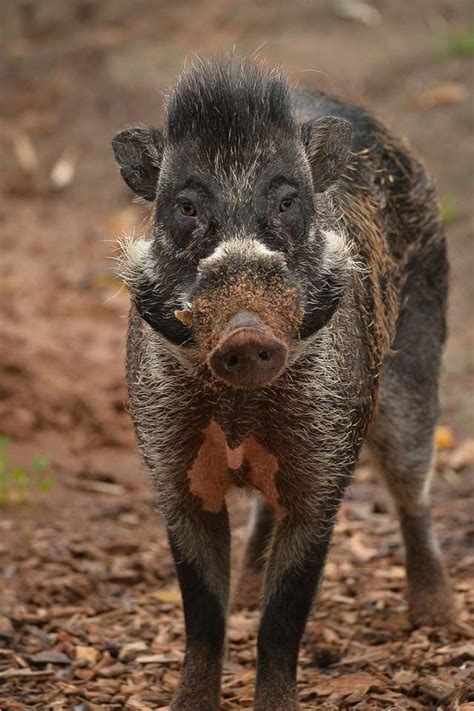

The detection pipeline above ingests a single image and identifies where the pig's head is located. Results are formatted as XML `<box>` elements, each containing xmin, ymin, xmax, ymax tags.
<box><xmin>112</xmin><ymin>58</ymin><xmax>353</xmax><ymax>389</ymax></box>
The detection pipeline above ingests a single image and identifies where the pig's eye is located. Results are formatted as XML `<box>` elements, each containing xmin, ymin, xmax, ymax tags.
<box><xmin>279</xmin><ymin>197</ymin><xmax>294</xmax><ymax>213</ymax></box>
<box><xmin>179</xmin><ymin>201</ymin><xmax>197</xmax><ymax>218</ymax></box>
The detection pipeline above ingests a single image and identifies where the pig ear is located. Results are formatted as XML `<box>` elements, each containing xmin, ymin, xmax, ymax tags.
<box><xmin>112</xmin><ymin>126</ymin><xmax>164</xmax><ymax>201</ymax></box>
<box><xmin>301</xmin><ymin>116</ymin><xmax>353</xmax><ymax>192</ymax></box>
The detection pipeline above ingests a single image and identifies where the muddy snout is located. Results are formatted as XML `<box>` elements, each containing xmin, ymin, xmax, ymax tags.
<box><xmin>208</xmin><ymin>310</ymin><xmax>287</xmax><ymax>389</ymax></box>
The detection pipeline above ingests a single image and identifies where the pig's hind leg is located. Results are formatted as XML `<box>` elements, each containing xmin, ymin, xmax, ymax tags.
<box><xmin>367</xmin><ymin>285</ymin><xmax>456</xmax><ymax>627</ymax></box>
<box><xmin>233</xmin><ymin>497</ymin><xmax>275</xmax><ymax>610</ymax></box>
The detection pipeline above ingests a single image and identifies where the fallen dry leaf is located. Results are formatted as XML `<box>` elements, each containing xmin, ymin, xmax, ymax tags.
<box><xmin>347</xmin><ymin>531</ymin><xmax>378</xmax><ymax>562</ymax></box>
<box><xmin>152</xmin><ymin>589</ymin><xmax>182</xmax><ymax>604</ymax></box>
<box><xmin>435</xmin><ymin>425</ymin><xmax>456</xmax><ymax>451</ymax></box>
<box><xmin>334</xmin><ymin>0</ymin><xmax>381</xmax><ymax>26</ymax></box>
<box><xmin>12</xmin><ymin>132</ymin><xmax>39</xmax><ymax>173</ymax></box>
<box><xmin>407</xmin><ymin>82</ymin><xmax>469</xmax><ymax>110</ymax></box>
<box><xmin>50</xmin><ymin>151</ymin><xmax>76</xmax><ymax>190</ymax></box>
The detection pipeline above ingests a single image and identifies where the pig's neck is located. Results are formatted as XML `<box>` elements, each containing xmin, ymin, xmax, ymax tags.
<box><xmin>205</xmin><ymin>386</ymin><xmax>265</xmax><ymax>449</ymax></box>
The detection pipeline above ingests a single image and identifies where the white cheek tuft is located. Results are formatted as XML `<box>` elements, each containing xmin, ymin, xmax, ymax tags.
<box><xmin>322</xmin><ymin>229</ymin><xmax>347</xmax><ymax>255</ymax></box>
<box><xmin>116</xmin><ymin>236</ymin><xmax>154</xmax><ymax>289</ymax></box>
<box><xmin>321</xmin><ymin>229</ymin><xmax>363</xmax><ymax>274</ymax></box>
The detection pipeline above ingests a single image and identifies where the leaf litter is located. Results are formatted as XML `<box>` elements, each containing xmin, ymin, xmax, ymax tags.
<box><xmin>0</xmin><ymin>448</ymin><xmax>472</xmax><ymax>710</ymax></box>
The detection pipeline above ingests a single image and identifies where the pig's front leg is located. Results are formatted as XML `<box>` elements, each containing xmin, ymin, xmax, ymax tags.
<box><xmin>254</xmin><ymin>496</ymin><xmax>342</xmax><ymax>711</ymax></box>
<box><xmin>167</xmin><ymin>506</ymin><xmax>230</xmax><ymax>711</ymax></box>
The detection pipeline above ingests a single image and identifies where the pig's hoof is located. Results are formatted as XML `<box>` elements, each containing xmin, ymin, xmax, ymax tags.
<box><xmin>408</xmin><ymin>584</ymin><xmax>458</xmax><ymax>628</ymax></box>
<box><xmin>254</xmin><ymin>698</ymin><xmax>299</xmax><ymax>711</ymax></box>
<box><xmin>171</xmin><ymin>696</ymin><xmax>217</xmax><ymax>711</ymax></box>
<box><xmin>170</xmin><ymin>687</ymin><xmax>219</xmax><ymax>711</ymax></box>
<box><xmin>254</xmin><ymin>684</ymin><xmax>299</xmax><ymax>710</ymax></box>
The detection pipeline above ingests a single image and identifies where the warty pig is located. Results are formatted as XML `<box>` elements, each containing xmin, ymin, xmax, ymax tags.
<box><xmin>112</xmin><ymin>57</ymin><xmax>455</xmax><ymax>710</ymax></box>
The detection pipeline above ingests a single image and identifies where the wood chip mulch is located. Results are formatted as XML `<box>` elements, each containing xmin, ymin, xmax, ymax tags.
<box><xmin>0</xmin><ymin>453</ymin><xmax>473</xmax><ymax>710</ymax></box>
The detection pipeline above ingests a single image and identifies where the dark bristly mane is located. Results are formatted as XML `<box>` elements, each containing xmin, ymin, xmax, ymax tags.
<box><xmin>165</xmin><ymin>57</ymin><xmax>296</xmax><ymax>149</ymax></box>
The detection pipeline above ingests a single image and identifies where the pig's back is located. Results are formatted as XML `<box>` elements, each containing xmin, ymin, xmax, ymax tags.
<box><xmin>292</xmin><ymin>88</ymin><xmax>445</xmax><ymax>267</ymax></box>
<box><xmin>292</xmin><ymin>90</ymin><xmax>380</xmax><ymax>153</ymax></box>
<box><xmin>293</xmin><ymin>88</ymin><xmax>447</xmax><ymax>372</ymax></box>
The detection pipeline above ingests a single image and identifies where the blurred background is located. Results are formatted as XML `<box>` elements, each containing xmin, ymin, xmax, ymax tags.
<box><xmin>0</xmin><ymin>2</ymin><xmax>472</xmax><ymax>709</ymax></box>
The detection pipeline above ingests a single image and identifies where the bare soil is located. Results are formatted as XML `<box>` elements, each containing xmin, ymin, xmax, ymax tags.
<box><xmin>0</xmin><ymin>2</ymin><xmax>473</xmax><ymax>709</ymax></box>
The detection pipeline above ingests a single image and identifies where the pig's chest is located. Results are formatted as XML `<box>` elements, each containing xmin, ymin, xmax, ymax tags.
<box><xmin>187</xmin><ymin>421</ymin><xmax>285</xmax><ymax>517</ymax></box>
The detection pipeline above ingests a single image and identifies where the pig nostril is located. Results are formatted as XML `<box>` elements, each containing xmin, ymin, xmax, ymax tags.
<box><xmin>224</xmin><ymin>355</ymin><xmax>239</xmax><ymax>370</ymax></box>
<box><xmin>209</xmin><ymin>323</ymin><xmax>288</xmax><ymax>388</ymax></box>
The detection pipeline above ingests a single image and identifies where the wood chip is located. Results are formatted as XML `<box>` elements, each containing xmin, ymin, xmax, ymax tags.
<box><xmin>29</xmin><ymin>650</ymin><xmax>71</xmax><ymax>665</ymax></box>
<box><xmin>136</xmin><ymin>653</ymin><xmax>176</xmax><ymax>664</ymax></box>
<box><xmin>75</xmin><ymin>645</ymin><xmax>99</xmax><ymax>665</ymax></box>
<box><xmin>119</xmin><ymin>641</ymin><xmax>149</xmax><ymax>661</ymax></box>
<box><xmin>419</xmin><ymin>677</ymin><xmax>456</xmax><ymax>701</ymax></box>
<box><xmin>0</xmin><ymin>668</ymin><xmax>55</xmax><ymax>679</ymax></box>
<box><xmin>74</xmin><ymin>480</ymin><xmax>126</xmax><ymax>496</ymax></box>
<box><xmin>312</xmin><ymin>671</ymin><xmax>381</xmax><ymax>698</ymax></box>
<box><xmin>0</xmin><ymin>616</ymin><xmax>14</xmax><ymax>641</ymax></box>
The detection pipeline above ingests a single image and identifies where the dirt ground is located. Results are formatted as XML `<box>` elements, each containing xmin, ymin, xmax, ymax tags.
<box><xmin>0</xmin><ymin>1</ymin><xmax>473</xmax><ymax>709</ymax></box>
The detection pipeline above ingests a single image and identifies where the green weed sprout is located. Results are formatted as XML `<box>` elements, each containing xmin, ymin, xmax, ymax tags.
<box><xmin>439</xmin><ymin>195</ymin><xmax>459</xmax><ymax>226</ymax></box>
<box><xmin>436</xmin><ymin>23</ymin><xmax>474</xmax><ymax>57</ymax></box>
<box><xmin>0</xmin><ymin>437</ymin><xmax>54</xmax><ymax>506</ymax></box>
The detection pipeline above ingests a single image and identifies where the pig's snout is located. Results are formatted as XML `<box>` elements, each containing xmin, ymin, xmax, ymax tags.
<box><xmin>208</xmin><ymin>310</ymin><xmax>287</xmax><ymax>389</ymax></box>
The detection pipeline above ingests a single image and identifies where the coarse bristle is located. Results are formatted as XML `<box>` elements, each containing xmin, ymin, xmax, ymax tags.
<box><xmin>165</xmin><ymin>56</ymin><xmax>296</xmax><ymax>150</ymax></box>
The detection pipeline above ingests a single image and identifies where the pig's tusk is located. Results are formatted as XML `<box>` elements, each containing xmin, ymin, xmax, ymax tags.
<box><xmin>174</xmin><ymin>309</ymin><xmax>194</xmax><ymax>326</ymax></box>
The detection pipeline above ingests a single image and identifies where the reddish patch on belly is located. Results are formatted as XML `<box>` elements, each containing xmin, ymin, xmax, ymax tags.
<box><xmin>187</xmin><ymin>422</ymin><xmax>286</xmax><ymax>517</ymax></box>
<box><xmin>187</xmin><ymin>422</ymin><xmax>230</xmax><ymax>513</ymax></box>
<box><xmin>244</xmin><ymin>438</ymin><xmax>285</xmax><ymax>518</ymax></box>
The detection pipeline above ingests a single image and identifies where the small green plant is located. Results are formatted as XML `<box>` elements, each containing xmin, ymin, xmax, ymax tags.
<box><xmin>436</xmin><ymin>23</ymin><xmax>474</xmax><ymax>57</ymax></box>
<box><xmin>0</xmin><ymin>437</ymin><xmax>54</xmax><ymax>506</ymax></box>
<box><xmin>439</xmin><ymin>194</ymin><xmax>459</xmax><ymax>226</ymax></box>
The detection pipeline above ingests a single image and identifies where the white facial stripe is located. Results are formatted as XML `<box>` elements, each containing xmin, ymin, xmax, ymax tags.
<box><xmin>200</xmin><ymin>234</ymin><xmax>281</xmax><ymax>271</ymax></box>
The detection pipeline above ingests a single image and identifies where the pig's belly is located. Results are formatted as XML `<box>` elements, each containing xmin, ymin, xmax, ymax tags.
<box><xmin>187</xmin><ymin>421</ymin><xmax>286</xmax><ymax>517</ymax></box>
